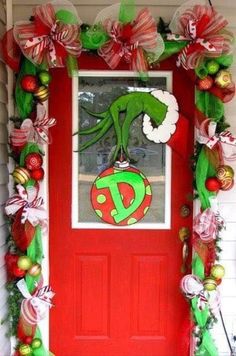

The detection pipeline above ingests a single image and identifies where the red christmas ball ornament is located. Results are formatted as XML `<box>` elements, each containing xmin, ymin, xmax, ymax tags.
<box><xmin>21</xmin><ymin>75</ymin><xmax>38</xmax><ymax>93</ymax></box>
<box><xmin>30</xmin><ymin>167</ymin><xmax>44</xmax><ymax>181</ymax></box>
<box><xmin>205</xmin><ymin>177</ymin><xmax>221</xmax><ymax>192</ymax></box>
<box><xmin>24</xmin><ymin>336</ymin><xmax>33</xmax><ymax>345</ymax></box>
<box><xmin>196</xmin><ymin>76</ymin><xmax>214</xmax><ymax>91</ymax></box>
<box><xmin>25</xmin><ymin>153</ymin><xmax>43</xmax><ymax>171</ymax></box>
<box><xmin>12</xmin><ymin>265</ymin><xmax>26</xmax><ymax>278</ymax></box>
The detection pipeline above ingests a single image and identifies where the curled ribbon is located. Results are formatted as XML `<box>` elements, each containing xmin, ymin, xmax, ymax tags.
<box><xmin>13</xmin><ymin>2</ymin><xmax>81</xmax><ymax>68</ymax></box>
<box><xmin>168</xmin><ymin>5</ymin><xmax>233</xmax><ymax>69</ymax></box>
<box><xmin>17</xmin><ymin>279</ymin><xmax>55</xmax><ymax>325</ymax></box>
<box><xmin>10</xmin><ymin>104</ymin><xmax>56</xmax><ymax>147</ymax></box>
<box><xmin>5</xmin><ymin>184</ymin><xmax>47</xmax><ymax>226</ymax></box>
<box><xmin>98</xmin><ymin>8</ymin><xmax>164</xmax><ymax>73</ymax></box>
<box><xmin>193</xmin><ymin>208</ymin><xmax>218</xmax><ymax>243</ymax></box>
<box><xmin>196</xmin><ymin>119</ymin><xmax>236</xmax><ymax>160</ymax></box>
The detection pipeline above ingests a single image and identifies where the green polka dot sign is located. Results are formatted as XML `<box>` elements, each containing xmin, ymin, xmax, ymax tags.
<box><xmin>91</xmin><ymin>163</ymin><xmax>152</xmax><ymax>226</ymax></box>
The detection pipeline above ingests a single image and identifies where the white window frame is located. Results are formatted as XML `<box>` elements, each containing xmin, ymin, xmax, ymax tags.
<box><xmin>72</xmin><ymin>70</ymin><xmax>173</xmax><ymax>230</ymax></box>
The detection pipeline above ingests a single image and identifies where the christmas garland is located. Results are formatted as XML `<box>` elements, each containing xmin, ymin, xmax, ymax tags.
<box><xmin>1</xmin><ymin>0</ymin><xmax>236</xmax><ymax>355</ymax></box>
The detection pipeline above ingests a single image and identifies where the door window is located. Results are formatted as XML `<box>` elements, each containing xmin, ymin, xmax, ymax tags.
<box><xmin>72</xmin><ymin>71</ymin><xmax>172</xmax><ymax>229</ymax></box>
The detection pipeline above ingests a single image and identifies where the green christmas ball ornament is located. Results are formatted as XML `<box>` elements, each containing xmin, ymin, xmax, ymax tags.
<box><xmin>38</xmin><ymin>71</ymin><xmax>52</xmax><ymax>86</ymax></box>
<box><xmin>31</xmin><ymin>338</ymin><xmax>42</xmax><ymax>349</ymax></box>
<box><xmin>206</xmin><ymin>60</ymin><xmax>220</xmax><ymax>75</ymax></box>
<box><xmin>19</xmin><ymin>344</ymin><xmax>32</xmax><ymax>355</ymax></box>
<box><xmin>17</xmin><ymin>256</ymin><xmax>33</xmax><ymax>271</ymax></box>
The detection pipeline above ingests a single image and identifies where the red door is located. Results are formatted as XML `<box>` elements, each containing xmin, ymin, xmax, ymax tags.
<box><xmin>49</xmin><ymin>54</ymin><xmax>194</xmax><ymax>356</ymax></box>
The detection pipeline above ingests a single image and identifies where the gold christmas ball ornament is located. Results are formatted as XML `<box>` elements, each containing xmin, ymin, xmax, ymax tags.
<box><xmin>19</xmin><ymin>344</ymin><xmax>32</xmax><ymax>355</ymax></box>
<box><xmin>31</xmin><ymin>338</ymin><xmax>42</xmax><ymax>349</ymax></box>
<box><xmin>211</xmin><ymin>264</ymin><xmax>225</xmax><ymax>280</ymax></box>
<box><xmin>216</xmin><ymin>165</ymin><xmax>234</xmax><ymax>180</ymax></box>
<box><xmin>34</xmin><ymin>85</ymin><xmax>49</xmax><ymax>102</ymax></box>
<box><xmin>203</xmin><ymin>277</ymin><xmax>217</xmax><ymax>291</ymax></box>
<box><xmin>215</xmin><ymin>69</ymin><xmax>232</xmax><ymax>88</ymax></box>
<box><xmin>13</xmin><ymin>167</ymin><xmax>31</xmax><ymax>184</ymax></box>
<box><xmin>28</xmin><ymin>263</ymin><xmax>42</xmax><ymax>277</ymax></box>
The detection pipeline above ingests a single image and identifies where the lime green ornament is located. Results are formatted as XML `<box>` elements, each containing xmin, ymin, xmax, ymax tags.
<box><xmin>206</xmin><ymin>60</ymin><xmax>220</xmax><ymax>75</ymax></box>
<box><xmin>38</xmin><ymin>71</ymin><xmax>52</xmax><ymax>86</ymax></box>
<box><xmin>31</xmin><ymin>338</ymin><xmax>42</xmax><ymax>349</ymax></box>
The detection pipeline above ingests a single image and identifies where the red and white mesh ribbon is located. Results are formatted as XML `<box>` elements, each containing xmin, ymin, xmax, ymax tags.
<box><xmin>5</xmin><ymin>184</ymin><xmax>47</xmax><ymax>226</ymax></box>
<box><xmin>98</xmin><ymin>8</ymin><xmax>164</xmax><ymax>72</ymax></box>
<box><xmin>196</xmin><ymin>119</ymin><xmax>236</xmax><ymax>160</ymax></box>
<box><xmin>13</xmin><ymin>2</ymin><xmax>81</xmax><ymax>68</ymax></box>
<box><xmin>10</xmin><ymin>104</ymin><xmax>56</xmax><ymax>146</ymax></box>
<box><xmin>17</xmin><ymin>279</ymin><xmax>55</xmax><ymax>325</ymax></box>
<box><xmin>168</xmin><ymin>5</ymin><xmax>233</xmax><ymax>69</ymax></box>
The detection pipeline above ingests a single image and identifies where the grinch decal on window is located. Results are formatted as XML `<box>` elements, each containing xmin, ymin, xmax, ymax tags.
<box><xmin>78</xmin><ymin>90</ymin><xmax>188</xmax><ymax>226</ymax></box>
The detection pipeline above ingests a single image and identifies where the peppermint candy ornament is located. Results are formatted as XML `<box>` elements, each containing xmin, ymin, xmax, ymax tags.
<box><xmin>25</xmin><ymin>152</ymin><xmax>43</xmax><ymax>170</ymax></box>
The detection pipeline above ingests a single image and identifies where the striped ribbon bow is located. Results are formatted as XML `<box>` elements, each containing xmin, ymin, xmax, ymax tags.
<box><xmin>5</xmin><ymin>184</ymin><xmax>47</xmax><ymax>226</ymax></box>
<box><xmin>168</xmin><ymin>5</ymin><xmax>232</xmax><ymax>69</ymax></box>
<box><xmin>11</xmin><ymin>104</ymin><xmax>56</xmax><ymax>147</ymax></box>
<box><xmin>197</xmin><ymin>119</ymin><xmax>236</xmax><ymax>160</ymax></box>
<box><xmin>98</xmin><ymin>8</ymin><xmax>164</xmax><ymax>73</ymax></box>
<box><xmin>17</xmin><ymin>279</ymin><xmax>55</xmax><ymax>325</ymax></box>
<box><xmin>13</xmin><ymin>3</ymin><xmax>81</xmax><ymax>68</ymax></box>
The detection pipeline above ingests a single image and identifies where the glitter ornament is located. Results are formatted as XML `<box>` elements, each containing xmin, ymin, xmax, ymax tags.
<box><xmin>21</xmin><ymin>75</ymin><xmax>38</xmax><ymax>93</ymax></box>
<box><xmin>220</xmin><ymin>177</ymin><xmax>234</xmax><ymax>191</ymax></box>
<box><xmin>13</xmin><ymin>265</ymin><xmax>26</xmax><ymax>278</ymax></box>
<box><xmin>215</xmin><ymin>70</ymin><xmax>232</xmax><ymax>88</ymax></box>
<box><xmin>13</xmin><ymin>167</ymin><xmax>31</xmax><ymax>184</ymax></box>
<box><xmin>30</xmin><ymin>167</ymin><xmax>44</xmax><ymax>181</ymax></box>
<box><xmin>25</xmin><ymin>153</ymin><xmax>43</xmax><ymax>171</ymax></box>
<box><xmin>196</xmin><ymin>76</ymin><xmax>214</xmax><ymax>91</ymax></box>
<box><xmin>19</xmin><ymin>344</ymin><xmax>32</xmax><ymax>355</ymax></box>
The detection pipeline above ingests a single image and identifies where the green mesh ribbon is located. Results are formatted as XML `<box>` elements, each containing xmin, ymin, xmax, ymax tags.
<box><xmin>55</xmin><ymin>9</ymin><xmax>79</xmax><ymax>76</ymax></box>
<box><xmin>15</xmin><ymin>57</ymin><xmax>37</xmax><ymax>119</ymax></box>
<box><xmin>33</xmin><ymin>328</ymin><xmax>54</xmax><ymax>356</ymax></box>
<box><xmin>119</xmin><ymin>0</ymin><xmax>135</xmax><ymax>23</ymax></box>
<box><xmin>159</xmin><ymin>41</ymin><xmax>188</xmax><ymax>62</ymax></box>
<box><xmin>196</xmin><ymin>90</ymin><xmax>224</xmax><ymax>121</ymax></box>
<box><xmin>25</xmin><ymin>226</ymin><xmax>43</xmax><ymax>293</ymax></box>
<box><xmin>195</xmin><ymin>147</ymin><xmax>216</xmax><ymax>210</ymax></box>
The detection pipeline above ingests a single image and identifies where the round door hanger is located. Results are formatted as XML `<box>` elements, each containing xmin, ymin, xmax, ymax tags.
<box><xmin>91</xmin><ymin>162</ymin><xmax>152</xmax><ymax>226</ymax></box>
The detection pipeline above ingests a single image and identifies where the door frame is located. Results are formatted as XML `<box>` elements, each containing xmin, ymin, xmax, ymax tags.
<box><xmin>47</xmin><ymin>54</ymin><xmax>195</xmax><ymax>353</ymax></box>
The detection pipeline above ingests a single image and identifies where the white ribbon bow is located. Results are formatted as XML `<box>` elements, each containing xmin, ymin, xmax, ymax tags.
<box><xmin>5</xmin><ymin>184</ymin><xmax>47</xmax><ymax>226</ymax></box>
<box><xmin>17</xmin><ymin>279</ymin><xmax>55</xmax><ymax>325</ymax></box>
<box><xmin>196</xmin><ymin>120</ymin><xmax>236</xmax><ymax>159</ymax></box>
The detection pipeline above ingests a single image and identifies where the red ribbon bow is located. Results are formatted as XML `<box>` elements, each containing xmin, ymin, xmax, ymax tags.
<box><xmin>98</xmin><ymin>8</ymin><xmax>162</xmax><ymax>72</ymax></box>
<box><xmin>13</xmin><ymin>3</ymin><xmax>81</xmax><ymax>68</ymax></box>
<box><xmin>168</xmin><ymin>5</ymin><xmax>233</xmax><ymax>69</ymax></box>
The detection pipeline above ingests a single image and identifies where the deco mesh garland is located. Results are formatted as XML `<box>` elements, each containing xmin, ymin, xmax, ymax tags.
<box><xmin>1</xmin><ymin>0</ymin><xmax>236</xmax><ymax>355</ymax></box>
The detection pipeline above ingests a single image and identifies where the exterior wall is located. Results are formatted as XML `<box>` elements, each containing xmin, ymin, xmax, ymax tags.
<box><xmin>0</xmin><ymin>0</ymin><xmax>11</xmax><ymax>355</ymax></box>
<box><xmin>7</xmin><ymin>1</ymin><xmax>236</xmax><ymax>355</ymax></box>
